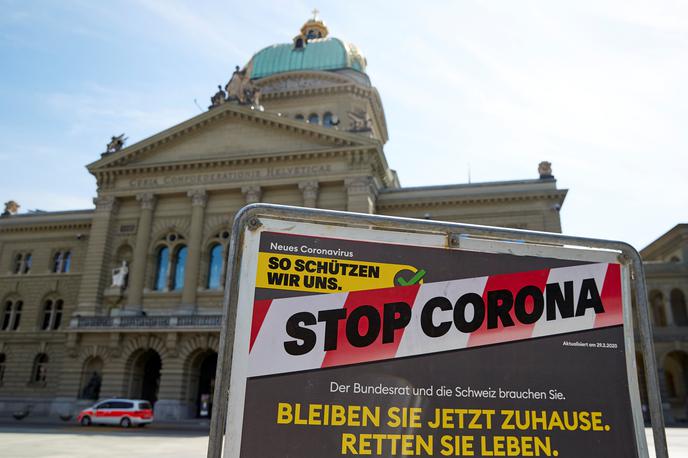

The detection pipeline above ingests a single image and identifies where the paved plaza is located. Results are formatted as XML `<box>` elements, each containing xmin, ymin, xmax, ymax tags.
<box><xmin>0</xmin><ymin>424</ymin><xmax>686</xmax><ymax>457</ymax></box>
<box><xmin>0</xmin><ymin>424</ymin><xmax>208</xmax><ymax>458</ymax></box>
<box><xmin>646</xmin><ymin>428</ymin><xmax>688</xmax><ymax>457</ymax></box>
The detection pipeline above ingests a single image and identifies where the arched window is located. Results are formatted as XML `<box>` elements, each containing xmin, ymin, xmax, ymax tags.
<box><xmin>32</xmin><ymin>353</ymin><xmax>48</xmax><ymax>383</ymax></box>
<box><xmin>41</xmin><ymin>299</ymin><xmax>63</xmax><ymax>331</ymax></box>
<box><xmin>52</xmin><ymin>251</ymin><xmax>72</xmax><ymax>273</ymax></box>
<box><xmin>294</xmin><ymin>37</ymin><xmax>304</xmax><ymax>49</ymax></box>
<box><xmin>2</xmin><ymin>300</ymin><xmax>22</xmax><ymax>331</ymax></box>
<box><xmin>153</xmin><ymin>232</ymin><xmax>186</xmax><ymax>291</ymax></box>
<box><xmin>323</xmin><ymin>112</ymin><xmax>335</xmax><ymax>127</ymax></box>
<box><xmin>308</xmin><ymin>113</ymin><xmax>319</xmax><ymax>125</ymax></box>
<box><xmin>294</xmin><ymin>114</ymin><xmax>304</xmax><ymax>121</ymax></box>
<box><xmin>205</xmin><ymin>230</ymin><xmax>231</xmax><ymax>290</ymax></box>
<box><xmin>172</xmin><ymin>246</ymin><xmax>188</xmax><ymax>290</ymax></box>
<box><xmin>671</xmin><ymin>289</ymin><xmax>688</xmax><ymax>326</ymax></box>
<box><xmin>154</xmin><ymin>246</ymin><xmax>170</xmax><ymax>291</ymax></box>
<box><xmin>0</xmin><ymin>353</ymin><xmax>5</xmax><ymax>384</ymax></box>
<box><xmin>207</xmin><ymin>244</ymin><xmax>223</xmax><ymax>289</ymax></box>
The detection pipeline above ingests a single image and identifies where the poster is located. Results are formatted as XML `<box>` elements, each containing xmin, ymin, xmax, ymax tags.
<box><xmin>227</xmin><ymin>223</ymin><xmax>641</xmax><ymax>457</ymax></box>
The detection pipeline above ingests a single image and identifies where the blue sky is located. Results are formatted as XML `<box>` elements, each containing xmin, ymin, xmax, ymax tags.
<box><xmin>1</xmin><ymin>0</ymin><xmax>686</xmax><ymax>249</ymax></box>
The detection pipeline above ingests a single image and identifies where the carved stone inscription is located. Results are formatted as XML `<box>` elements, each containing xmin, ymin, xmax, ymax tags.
<box><xmin>126</xmin><ymin>164</ymin><xmax>334</xmax><ymax>189</ymax></box>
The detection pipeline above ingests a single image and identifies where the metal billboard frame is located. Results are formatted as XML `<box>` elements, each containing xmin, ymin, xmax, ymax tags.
<box><xmin>207</xmin><ymin>203</ymin><xmax>668</xmax><ymax>458</ymax></box>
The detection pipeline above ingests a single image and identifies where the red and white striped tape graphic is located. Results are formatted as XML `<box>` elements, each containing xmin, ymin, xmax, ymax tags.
<box><xmin>248</xmin><ymin>263</ymin><xmax>623</xmax><ymax>377</ymax></box>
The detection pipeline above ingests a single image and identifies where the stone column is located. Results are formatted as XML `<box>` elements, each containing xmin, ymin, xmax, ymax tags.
<box><xmin>127</xmin><ymin>193</ymin><xmax>156</xmax><ymax>312</ymax></box>
<box><xmin>51</xmin><ymin>351</ymin><xmax>85</xmax><ymax>415</ymax></box>
<box><xmin>155</xmin><ymin>356</ymin><xmax>186</xmax><ymax>420</ymax></box>
<box><xmin>181</xmin><ymin>189</ymin><xmax>207</xmax><ymax>310</ymax></box>
<box><xmin>242</xmin><ymin>185</ymin><xmax>262</xmax><ymax>204</ymax></box>
<box><xmin>100</xmin><ymin>352</ymin><xmax>129</xmax><ymax>399</ymax></box>
<box><xmin>299</xmin><ymin>181</ymin><xmax>319</xmax><ymax>208</ymax></box>
<box><xmin>76</xmin><ymin>195</ymin><xmax>119</xmax><ymax>316</ymax></box>
<box><xmin>345</xmin><ymin>177</ymin><xmax>376</xmax><ymax>214</ymax></box>
<box><xmin>661</xmin><ymin>287</ymin><xmax>675</xmax><ymax>326</ymax></box>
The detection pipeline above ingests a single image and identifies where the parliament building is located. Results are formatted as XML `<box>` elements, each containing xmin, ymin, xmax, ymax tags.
<box><xmin>2</xmin><ymin>16</ymin><xmax>682</xmax><ymax>422</ymax></box>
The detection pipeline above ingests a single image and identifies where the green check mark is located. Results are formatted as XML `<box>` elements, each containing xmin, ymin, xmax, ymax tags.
<box><xmin>396</xmin><ymin>269</ymin><xmax>427</xmax><ymax>286</ymax></box>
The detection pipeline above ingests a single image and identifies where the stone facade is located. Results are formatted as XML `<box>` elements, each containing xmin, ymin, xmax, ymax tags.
<box><xmin>0</xmin><ymin>18</ymin><xmax>569</xmax><ymax>420</ymax></box>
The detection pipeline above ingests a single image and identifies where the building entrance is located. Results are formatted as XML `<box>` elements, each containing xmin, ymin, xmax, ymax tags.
<box><xmin>128</xmin><ymin>349</ymin><xmax>161</xmax><ymax>404</ymax></box>
<box><xmin>193</xmin><ymin>351</ymin><xmax>217</xmax><ymax>417</ymax></box>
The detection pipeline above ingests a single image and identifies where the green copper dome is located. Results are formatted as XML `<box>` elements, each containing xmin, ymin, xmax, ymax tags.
<box><xmin>249</xmin><ymin>37</ymin><xmax>366</xmax><ymax>80</ymax></box>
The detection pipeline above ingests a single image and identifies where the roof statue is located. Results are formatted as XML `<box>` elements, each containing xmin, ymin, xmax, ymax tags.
<box><xmin>224</xmin><ymin>66</ymin><xmax>261</xmax><ymax>107</ymax></box>
<box><xmin>104</xmin><ymin>134</ymin><xmax>127</xmax><ymax>155</ymax></box>
<box><xmin>209</xmin><ymin>84</ymin><xmax>227</xmax><ymax>109</ymax></box>
<box><xmin>1</xmin><ymin>200</ymin><xmax>19</xmax><ymax>217</ymax></box>
<box><xmin>538</xmin><ymin>161</ymin><xmax>553</xmax><ymax>179</ymax></box>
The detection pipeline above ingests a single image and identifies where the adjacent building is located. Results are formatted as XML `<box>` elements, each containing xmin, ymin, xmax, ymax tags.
<box><xmin>638</xmin><ymin>224</ymin><xmax>688</xmax><ymax>422</ymax></box>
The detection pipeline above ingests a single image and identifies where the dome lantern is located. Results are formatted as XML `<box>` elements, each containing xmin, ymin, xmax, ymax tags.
<box><xmin>300</xmin><ymin>9</ymin><xmax>329</xmax><ymax>41</ymax></box>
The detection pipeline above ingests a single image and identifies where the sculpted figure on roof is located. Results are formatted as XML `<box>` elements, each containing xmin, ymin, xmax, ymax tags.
<box><xmin>105</xmin><ymin>134</ymin><xmax>127</xmax><ymax>154</ymax></box>
<box><xmin>225</xmin><ymin>65</ymin><xmax>261</xmax><ymax>106</ymax></box>
<box><xmin>1</xmin><ymin>200</ymin><xmax>19</xmax><ymax>217</ymax></box>
<box><xmin>209</xmin><ymin>85</ymin><xmax>227</xmax><ymax>109</ymax></box>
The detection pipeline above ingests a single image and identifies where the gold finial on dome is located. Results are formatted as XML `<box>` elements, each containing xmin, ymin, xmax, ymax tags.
<box><xmin>300</xmin><ymin>8</ymin><xmax>329</xmax><ymax>39</ymax></box>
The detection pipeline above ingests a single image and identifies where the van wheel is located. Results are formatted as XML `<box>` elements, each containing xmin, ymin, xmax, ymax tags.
<box><xmin>120</xmin><ymin>417</ymin><xmax>132</xmax><ymax>428</ymax></box>
<box><xmin>80</xmin><ymin>416</ymin><xmax>92</xmax><ymax>426</ymax></box>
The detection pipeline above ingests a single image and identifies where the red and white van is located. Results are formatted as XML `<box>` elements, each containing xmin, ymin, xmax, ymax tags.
<box><xmin>77</xmin><ymin>399</ymin><xmax>154</xmax><ymax>427</ymax></box>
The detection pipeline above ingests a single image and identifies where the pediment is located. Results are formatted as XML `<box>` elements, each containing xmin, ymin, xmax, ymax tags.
<box><xmin>88</xmin><ymin>103</ymin><xmax>375</xmax><ymax>171</ymax></box>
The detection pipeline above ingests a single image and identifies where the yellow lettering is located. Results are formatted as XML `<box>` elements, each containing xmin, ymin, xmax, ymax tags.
<box><xmin>276</xmin><ymin>402</ymin><xmax>292</xmax><ymax>424</ymax></box>
<box><xmin>387</xmin><ymin>407</ymin><xmax>401</xmax><ymax>427</ymax></box>
<box><xmin>501</xmin><ymin>410</ymin><xmax>514</xmax><ymax>430</ymax></box>
<box><xmin>341</xmin><ymin>433</ymin><xmax>357</xmax><ymax>454</ymax></box>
